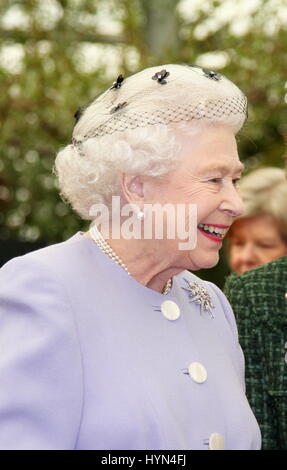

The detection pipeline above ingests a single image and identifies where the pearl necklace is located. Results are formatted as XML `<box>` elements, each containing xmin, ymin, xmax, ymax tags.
<box><xmin>90</xmin><ymin>226</ymin><xmax>130</xmax><ymax>274</ymax></box>
<box><xmin>89</xmin><ymin>226</ymin><xmax>172</xmax><ymax>295</ymax></box>
<box><xmin>162</xmin><ymin>278</ymin><xmax>172</xmax><ymax>295</ymax></box>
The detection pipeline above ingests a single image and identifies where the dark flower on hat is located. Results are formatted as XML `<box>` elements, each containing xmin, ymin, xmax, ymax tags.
<box><xmin>202</xmin><ymin>68</ymin><xmax>221</xmax><ymax>81</ymax></box>
<box><xmin>110</xmin><ymin>74</ymin><xmax>125</xmax><ymax>90</ymax></box>
<box><xmin>152</xmin><ymin>69</ymin><xmax>170</xmax><ymax>85</ymax></box>
<box><xmin>74</xmin><ymin>107</ymin><xmax>83</xmax><ymax>123</ymax></box>
<box><xmin>110</xmin><ymin>101</ymin><xmax>128</xmax><ymax>113</ymax></box>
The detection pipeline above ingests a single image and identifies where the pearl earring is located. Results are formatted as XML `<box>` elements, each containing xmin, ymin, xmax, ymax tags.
<box><xmin>136</xmin><ymin>210</ymin><xmax>145</xmax><ymax>220</ymax></box>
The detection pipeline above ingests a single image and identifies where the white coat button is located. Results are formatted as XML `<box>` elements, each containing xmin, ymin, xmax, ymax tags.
<box><xmin>160</xmin><ymin>300</ymin><xmax>180</xmax><ymax>321</ymax></box>
<box><xmin>209</xmin><ymin>432</ymin><xmax>225</xmax><ymax>450</ymax></box>
<box><xmin>188</xmin><ymin>362</ymin><xmax>207</xmax><ymax>383</ymax></box>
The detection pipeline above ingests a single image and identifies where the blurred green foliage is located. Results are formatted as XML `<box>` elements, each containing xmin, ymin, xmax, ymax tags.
<box><xmin>0</xmin><ymin>0</ymin><xmax>286</xmax><ymax>284</ymax></box>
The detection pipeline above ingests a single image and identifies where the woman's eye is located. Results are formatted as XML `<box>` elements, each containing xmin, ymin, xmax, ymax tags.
<box><xmin>257</xmin><ymin>243</ymin><xmax>276</xmax><ymax>249</ymax></box>
<box><xmin>208</xmin><ymin>178</ymin><xmax>221</xmax><ymax>184</ymax></box>
<box><xmin>232</xmin><ymin>240</ymin><xmax>244</xmax><ymax>247</ymax></box>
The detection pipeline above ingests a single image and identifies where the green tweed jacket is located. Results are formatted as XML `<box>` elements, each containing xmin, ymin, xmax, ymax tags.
<box><xmin>224</xmin><ymin>256</ymin><xmax>287</xmax><ymax>450</ymax></box>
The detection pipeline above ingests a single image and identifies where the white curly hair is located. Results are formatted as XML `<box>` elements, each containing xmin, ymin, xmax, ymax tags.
<box><xmin>54</xmin><ymin>64</ymin><xmax>247</xmax><ymax>220</ymax></box>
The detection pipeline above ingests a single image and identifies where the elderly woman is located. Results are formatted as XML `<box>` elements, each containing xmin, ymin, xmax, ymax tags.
<box><xmin>227</xmin><ymin>167</ymin><xmax>287</xmax><ymax>274</ymax></box>
<box><xmin>0</xmin><ymin>64</ymin><xmax>261</xmax><ymax>450</ymax></box>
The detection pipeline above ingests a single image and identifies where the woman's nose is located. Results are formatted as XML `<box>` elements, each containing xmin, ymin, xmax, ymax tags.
<box><xmin>220</xmin><ymin>185</ymin><xmax>244</xmax><ymax>218</ymax></box>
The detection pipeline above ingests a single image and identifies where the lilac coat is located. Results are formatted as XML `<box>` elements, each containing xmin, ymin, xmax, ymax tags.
<box><xmin>0</xmin><ymin>232</ymin><xmax>261</xmax><ymax>449</ymax></box>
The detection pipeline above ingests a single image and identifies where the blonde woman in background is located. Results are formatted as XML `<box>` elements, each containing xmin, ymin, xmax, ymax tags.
<box><xmin>227</xmin><ymin>167</ymin><xmax>287</xmax><ymax>274</ymax></box>
<box><xmin>225</xmin><ymin>165</ymin><xmax>287</xmax><ymax>449</ymax></box>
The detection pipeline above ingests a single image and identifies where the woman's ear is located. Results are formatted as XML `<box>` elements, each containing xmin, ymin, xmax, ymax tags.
<box><xmin>119</xmin><ymin>173</ymin><xmax>145</xmax><ymax>205</ymax></box>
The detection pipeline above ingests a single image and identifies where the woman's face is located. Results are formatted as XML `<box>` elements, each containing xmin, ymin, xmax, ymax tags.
<box><xmin>145</xmin><ymin>124</ymin><xmax>245</xmax><ymax>271</ymax></box>
<box><xmin>228</xmin><ymin>214</ymin><xmax>287</xmax><ymax>274</ymax></box>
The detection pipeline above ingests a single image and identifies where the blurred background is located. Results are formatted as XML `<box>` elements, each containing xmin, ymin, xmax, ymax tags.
<box><xmin>0</xmin><ymin>0</ymin><xmax>286</xmax><ymax>286</ymax></box>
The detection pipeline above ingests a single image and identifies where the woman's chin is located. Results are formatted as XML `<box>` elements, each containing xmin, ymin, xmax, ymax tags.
<box><xmin>187</xmin><ymin>252</ymin><xmax>220</xmax><ymax>271</ymax></box>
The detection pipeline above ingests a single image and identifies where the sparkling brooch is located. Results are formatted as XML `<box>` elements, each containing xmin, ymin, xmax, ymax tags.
<box><xmin>182</xmin><ymin>278</ymin><xmax>215</xmax><ymax>319</ymax></box>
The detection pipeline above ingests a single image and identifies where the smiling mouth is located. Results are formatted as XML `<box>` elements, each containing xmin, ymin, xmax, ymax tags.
<box><xmin>198</xmin><ymin>223</ymin><xmax>229</xmax><ymax>240</ymax></box>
